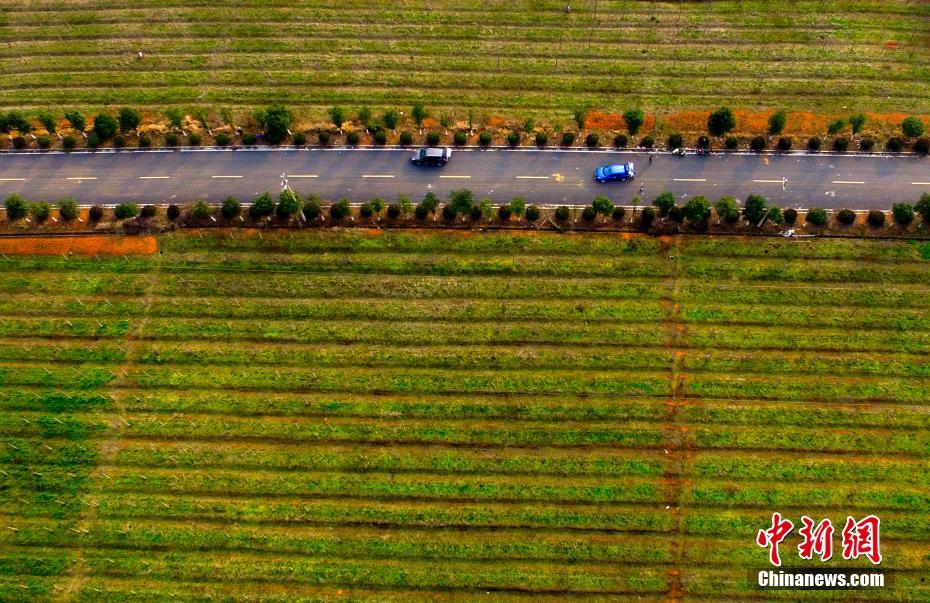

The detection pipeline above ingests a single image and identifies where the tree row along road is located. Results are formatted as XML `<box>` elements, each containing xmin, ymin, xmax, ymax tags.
<box><xmin>0</xmin><ymin>149</ymin><xmax>927</xmax><ymax>210</ymax></box>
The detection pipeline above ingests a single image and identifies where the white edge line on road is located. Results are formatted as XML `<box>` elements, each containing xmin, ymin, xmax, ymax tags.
<box><xmin>832</xmin><ymin>180</ymin><xmax>865</xmax><ymax>184</ymax></box>
<box><xmin>65</xmin><ymin>177</ymin><xmax>96</xmax><ymax>180</ymax></box>
<box><xmin>673</xmin><ymin>178</ymin><xmax>706</xmax><ymax>182</ymax></box>
<box><xmin>139</xmin><ymin>176</ymin><xmax>170</xmax><ymax>179</ymax></box>
<box><xmin>516</xmin><ymin>176</ymin><xmax>549</xmax><ymax>179</ymax></box>
<box><xmin>211</xmin><ymin>175</ymin><xmax>243</xmax><ymax>179</ymax></box>
<box><xmin>362</xmin><ymin>174</ymin><xmax>394</xmax><ymax>178</ymax></box>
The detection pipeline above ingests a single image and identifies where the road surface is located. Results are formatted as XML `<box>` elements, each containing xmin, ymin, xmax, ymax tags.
<box><xmin>0</xmin><ymin>148</ymin><xmax>927</xmax><ymax>209</ymax></box>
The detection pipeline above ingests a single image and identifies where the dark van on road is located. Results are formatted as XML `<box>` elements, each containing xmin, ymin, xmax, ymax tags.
<box><xmin>411</xmin><ymin>147</ymin><xmax>452</xmax><ymax>166</ymax></box>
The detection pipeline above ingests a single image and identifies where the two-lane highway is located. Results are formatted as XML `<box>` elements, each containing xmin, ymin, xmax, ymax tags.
<box><xmin>0</xmin><ymin>148</ymin><xmax>926</xmax><ymax>209</ymax></box>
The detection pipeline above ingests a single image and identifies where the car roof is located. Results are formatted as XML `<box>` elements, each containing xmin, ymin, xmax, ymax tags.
<box><xmin>424</xmin><ymin>147</ymin><xmax>446</xmax><ymax>157</ymax></box>
<box><xmin>605</xmin><ymin>164</ymin><xmax>630</xmax><ymax>174</ymax></box>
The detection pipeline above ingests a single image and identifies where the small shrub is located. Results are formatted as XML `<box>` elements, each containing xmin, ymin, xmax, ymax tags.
<box><xmin>11</xmin><ymin>136</ymin><xmax>26</xmax><ymax>149</ymax></box>
<box><xmin>916</xmin><ymin>193</ymin><xmax>930</xmax><ymax>222</ymax></box>
<box><xmin>640</xmin><ymin>136</ymin><xmax>654</xmax><ymax>149</ymax></box>
<box><xmin>86</xmin><ymin>133</ymin><xmax>101</xmax><ymax>148</ymax></box>
<box><xmin>614</xmin><ymin>134</ymin><xmax>628</xmax><ymax>148</ymax></box>
<box><xmin>346</xmin><ymin>131</ymin><xmax>360</xmax><ymax>145</ymax></box>
<box><xmin>783</xmin><ymin>208</ymin><xmax>798</xmax><ymax>225</ymax></box>
<box><xmin>827</xmin><ymin>119</ymin><xmax>846</xmax><ymax>136</ymax></box>
<box><xmin>623</xmin><ymin>109</ymin><xmax>644</xmax><ymax>135</ymax></box>
<box><xmin>37</xmin><ymin>136</ymin><xmax>51</xmax><ymax>149</ymax></box>
<box><xmin>525</xmin><ymin>205</ymin><xmax>540</xmax><ymax>221</ymax></box>
<box><xmin>768</xmin><ymin>206</ymin><xmax>785</xmax><ymax>225</ymax></box>
<box><xmin>361</xmin><ymin>203</ymin><xmax>375</xmax><ymax>218</ymax></box>
<box><xmin>470</xmin><ymin>204</ymin><xmax>483</xmax><ymax>221</ymax></box>
<box><xmin>369</xmin><ymin>129</ymin><xmax>386</xmax><ymax>145</ymax></box>
<box><xmin>138</xmin><ymin>135</ymin><xmax>151</xmax><ymax>148</ymax></box>
<box><xmin>419</xmin><ymin>192</ymin><xmax>440</xmax><ymax>214</ymax></box>
<box><xmin>902</xmin><ymin>116</ymin><xmax>925</xmax><ymax>138</ymax></box>
<box><xmin>581</xmin><ymin>206</ymin><xmax>597</xmax><ymax>221</ymax></box>
<box><xmin>535</xmin><ymin>132</ymin><xmax>548</xmax><ymax>147</ymax></box>
<box><xmin>886</xmin><ymin>137</ymin><xmax>903</xmax><ymax>152</ymax></box>
<box><xmin>303</xmin><ymin>194</ymin><xmax>323</xmax><ymax>220</ymax></box>
<box><xmin>330</xmin><ymin>198</ymin><xmax>351</xmax><ymax>220</ymax></box>
<box><xmin>555</xmin><ymin>206</ymin><xmax>570</xmax><ymax>221</ymax></box>
<box><xmin>667</xmin><ymin>133</ymin><xmax>683</xmax><ymax>149</ymax></box>
<box><xmin>652</xmin><ymin>191</ymin><xmax>675</xmax><ymax>217</ymax></box>
<box><xmin>707</xmin><ymin>107</ymin><xmax>736</xmax><ymax>137</ymax></box>
<box><xmin>859</xmin><ymin>138</ymin><xmax>874</xmax><ymax>152</ymax></box>
<box><xmin>292</xmin><ymin>132</ymin><xmax>307</xmax><ymax>146</ymax></box>
<box><xmin>382</xmin><ymin>109</ymin><xmax>399</xmax><ymax>129</ymax></box>
<box><xmin>612</xmin><ymin>206</ymin><xmax>626</xmax><ymax>221</ymax></box>
<box><xmin>806</xmin><ymin>207</ymin><xmax>827</xmax><ymax>226</ymax></box>
<box><xmin>387</xmin><ymin>204</ymin><xmax>401</xmax><ymax>219</ymax></box>
<box><xmin>58</xmin><ymin>197</ymin><xmax>79</xmax><ymax>221</ymax></box>
<box><xmin>166</xmin><ymin>204</ymin><xmax>180</xmax><ymax>220</ymax></box>
<box><xmin>276</xmin><ymin>191</ymin><xmax>301</xmax><ymax>218</ymax></box>
<box><xmin>249</xmin><ymin>192</ymin><xmax>275</xmax><ymax>219</ymax></box>
<box><xmin>369</xmin><ymin>197</ymin><xmax>385</xmax><ymax>214</ymax></box>
<box><xmin>750</xmin><ymin>136</ymin><xmax>766</xmax><ymax>152</ymax></box>
<box><xmin>776</xmin><ymin>137</ymin><xmax>792</xmax><ymax>151</ymax></box>
<box><xmin>768</xmin><ymin>110</ymin><xmax>787</xmax><ymax>135</ymax></box>
<box><xmin>561</xmin><ymin>132</ymin><xmax>576</xmax><ymax>146</ymax></box>
<box><xmin>399</xmin><ymin>131</ymin><xmax>413</xmax><ymax>146</ymax></box>
<box><xmin>114</xmin><ymin>203</ymin><xmax>139</xmax><ymax>220</ymax></box>
<box><xmin>724</xmin><ymin>136</ymin><xmax>738</xmax><ymax>150</ymax></box>
<box><xmin>426</xmin><ymin>131</ymin><xmax>441</xmax><ymax>145</ymax></box>
<box><xmin>639</xmin><ymin>206</ymin><xmax>656</xmax><ymax>230</ymax></box>
<box><xmin>867</xmin><ymin>210</ymin><xmax>885</xmax><ymax>227</ymax></box>
<box><xmin>89</xmin><ymin>205</ymin><xmax>105</xmax><ymax>222</ymax></box>
<box><xmin>715</xmin><ymin>196</ymin><xmax>740</xmax><ymax>223</ymax></box>
<box><xmin>892</xmin><ymin>202</ymin><xmax>914</xmax><ymax>225</ymax></box>
<box><xmin>807</xmin><ymin>137</ymin><xmax>821</xmax><ymax>151</ymax></box>
<box><xmin>191</xmin><ymin>200</ymin><xmax>212</xmax><ymax>220</ymax></box>
<box><xmin>833</xmin><ymin>137</ymin><xmax>849</xmax><ymax>152</ymax></box>
<box><xmin>507</xmin><ymin>131</ymin><xmax>520</xmax><ymax>147</ymax></box>
<box><xmin>836</xmin><ymin>208</ymin><xmax>856</xmax><ymax>225</ymax></box>
<box><xmin>497</xmin><ymin>205</ymin><xmax>512</xmax><ymax>220</ymax></box>
<box><xmin>508</xmin><ymin>196</ymin><xmax>526</xmax><ymax>217</ymax></box>
<box><xmin>318</xmin><ymin>131</ymin><xmax>331</xmax><ymax>146</ymax></box>
<box><xmin>243</xmin><ymin>133</ymin><xmax>258</xmax><ymax>145</ymax></box>
<box><xmin>212</xmin><ymin>132</ymin><xmax>230</xmax><ymax>146</ymax></box>
<box><xmin>696</xmin><ymin>135</ymin><xmax>710</xmax><ymax>150</ymax></box>
<box><xmin>164</xmin><ymin>132</ymin><xmax>179</xmax><ymax>146</ymax></box>
<box><xmin>478</xmin><ymin>131</ymin><xmax>492</xmax><ymax>146</ymax></box>
<box><xmin>414</xmin><ymin>204</ymin><xmax>429</xmax><ymax>220</ymax></box>
<box><xmin>668</xmin><ymin>206</ymin><xmax>684</xmax><ymax>223</ymax></box>
<box><xmin>915</xmin><ymin>138</ymin><xmax>930</xmax><ymax>155</ymax></box>
<box><xmin>140</xmin><ymin>204</ymin><xmax>157</xmax><ymax>218</ymax></box>
<box><xmin>113</xmin><ymin>135</ymin><xmax>126</xmax><ymax>148</ymax></box>
<box><xmin>187</xmin><ymin>133</ymin><xmax>201</xmax><ymax>146</ymax></box>
<box><xmin>92</xmin><ymin>113</ymin><xmax>117</xmax><ymax>139</ymax></box>
<box><xmin>585</xmin><ymin>132</ymin><xmax>599</xmax><ymax>148</ymax></box>
<box><xmin>29</xmin><ymin>202</ymin><xmax>51</xmax><ymax>222</ymax></box>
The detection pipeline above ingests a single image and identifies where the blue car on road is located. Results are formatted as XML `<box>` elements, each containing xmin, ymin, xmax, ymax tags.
<box><xmin>594</xmin><ymin>162</ymin><xmax>635</xmax><ymax>183</ymax></box>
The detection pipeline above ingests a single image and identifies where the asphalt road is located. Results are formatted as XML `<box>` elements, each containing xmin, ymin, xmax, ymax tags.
<box><xmin>0</xmin><ymin>148</ymin><xmax>927</xmax><ymax>210</ymax></box>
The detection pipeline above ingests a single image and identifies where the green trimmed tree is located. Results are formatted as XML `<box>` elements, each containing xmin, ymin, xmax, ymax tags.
<box><xmin>806</xmin><ymin>207</ymin><xmax>828</xmax><ymax>226</ymax></box>
<box><xmin>58</xmin><ymin>197</ymin><xmax>79</xmax><ymax>221</ymax></box>
<box><xmin>113</xmin><ymin>203</ymin><xmax>139</xmax><ymax>219</ymax></box>
<box><xmin>93</xmin><ymin>113</ymin><xmax>118</xmax><ymax>140</ymax></box>
<box><xmin>64</xmin><ymin>110</ymin><xmax>86</xmax><ymax>132</ymax></box>
<box><xmin>892</xmin><ymin>202</ymin><xmax>914</xmax><ymax>226</ymax></box>
<box><xmin>767</xmin><ymin>110</ymin><xmax>787</xmax><ymax>135</ymax></box>
<box><xmin>682</xmin><ymin>196</ymin><xmax>710</xmax><ymax>223</ymax></box>
<box><xmin>277</xmin><ymin>190</ymin><xmax>302</xmax><ymax>218</ymax></box>
<box><xmin>623</xmin><ymin>109</ymin><xmax>644</xmax><ymax>135</ymax></box>
<box><xmin>902</xmin><ymin>117</ymin><xmax>925</xmax><ymax>138</ymax></box>
<box><xmin>117</xmin><ymin>108</ymin><xmax>141</xmax><ymax>134</ymax></box>
<box><xmin>249</xmin><ymin>192</ymin><xmax>275</xmax><ymax>219</ymax></box>
<box><xmin>707</xmin><ymin>107</ymin><xmax>736</xmax><ymax>137</ymax></box>
<box><xmin>743</xmin><ymin>194</ymin><xmax>768</xmax><ymax>225</ymax></box>
<box><xmin>191</xmin><ymin>200</ymin><xmax>212</xmax><ymax>220</ymax></box>
<box><xmin>591</xmin><ymin>195</ymin><xmax>613</xmax><ymax>217</ymax></box>
<box><xmin>652</xmin><ymin>191</ymin><xmax>675</xmax><ymax>217</ymax></box>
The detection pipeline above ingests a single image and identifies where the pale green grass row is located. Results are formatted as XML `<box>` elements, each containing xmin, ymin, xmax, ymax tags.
<box><xmin>7</xmin><ymin>337</ymin><xmax>930</xmax><ymax>379</ymax></box>
<box><xmin>5</xmin><ymin>408</ymin><xmax>927</xmax><ymax>455</ymax></box>
<box><xmin>6</xmin><ymin>270</ymin><xmax>930</xmax><ymax>309</ymax></box>
<box><xmin>4</xmin><ymin>52</ymin><xmax>926</xmax><ymax>85</ymax></box>
<box><xmin>8</xmin><ymin>293</ymin><xmax>930</xmax><ymax>332</ymax></box>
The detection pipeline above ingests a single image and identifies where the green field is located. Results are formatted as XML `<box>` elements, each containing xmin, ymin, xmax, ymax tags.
<box><xmin>0</xmin><ymin>0</ymin><xmax>928</xmax><ymax>127</ymax></box>
<box><xmin>2</xmin><ymin>230</ymin><xmax>930</xmax><ymax>600</ymax></box>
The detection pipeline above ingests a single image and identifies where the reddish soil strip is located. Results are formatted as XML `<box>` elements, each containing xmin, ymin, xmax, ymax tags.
<box><xmin>0</xmin><ymin>235</ymin><xmax>157</xmax><ymax>256</ymax></box>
